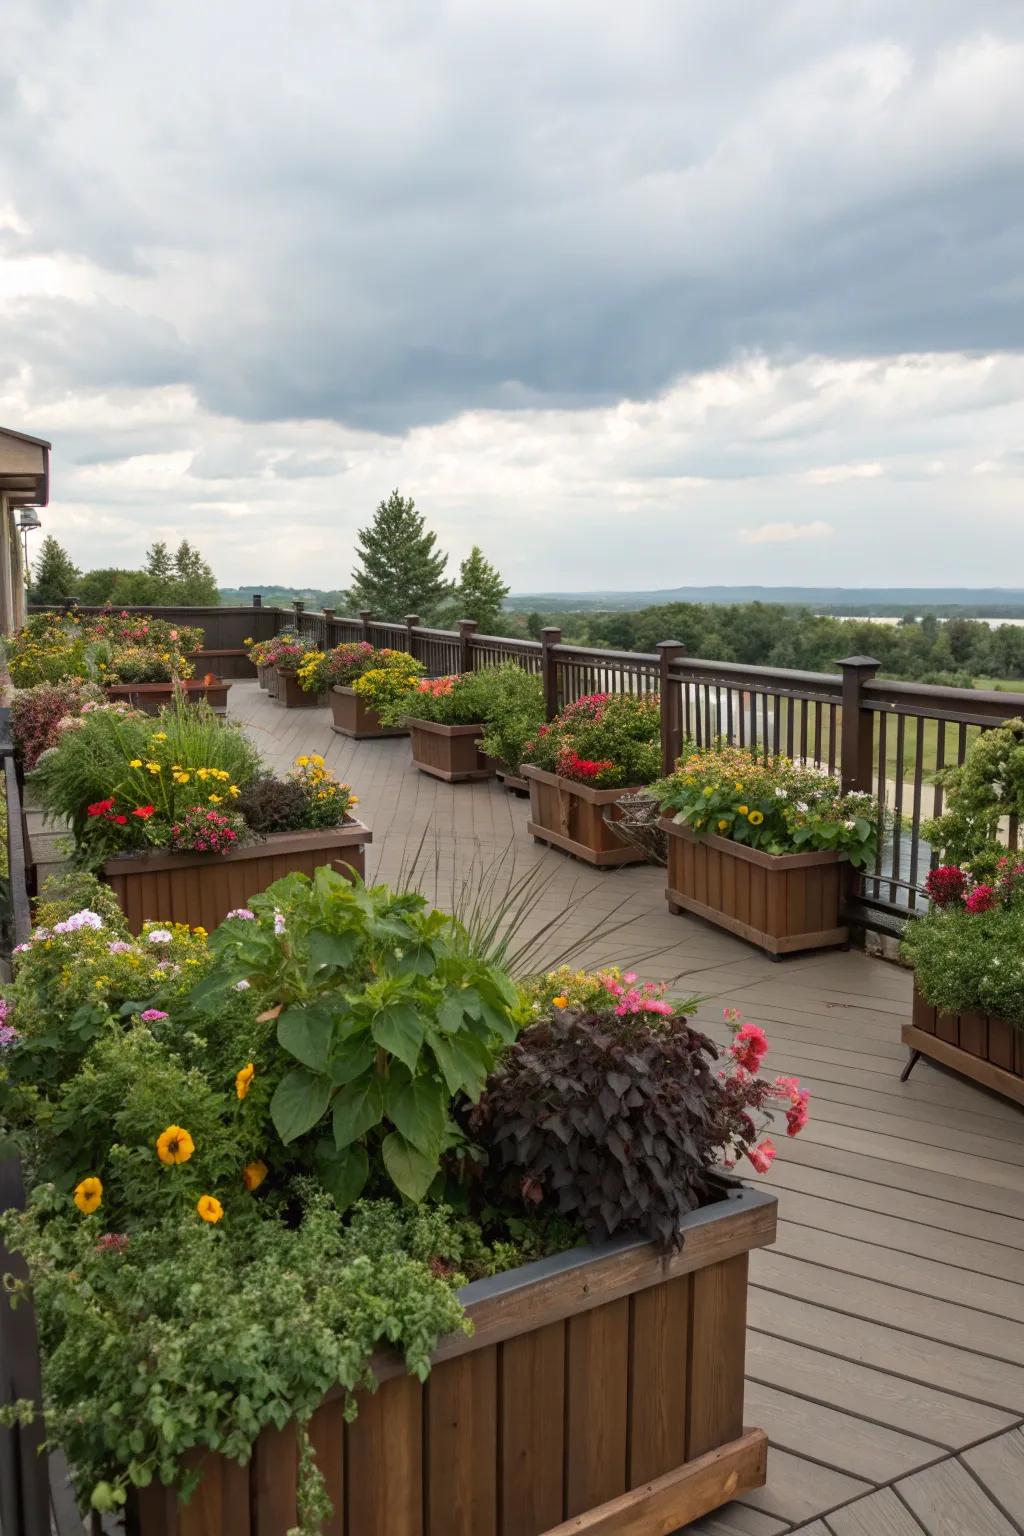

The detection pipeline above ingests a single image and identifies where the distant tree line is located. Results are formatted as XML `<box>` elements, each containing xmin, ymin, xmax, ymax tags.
<box><xmin>28</xmin><ymin>537</ymin><xmax>219</xmax><ymax>607</ymax></box>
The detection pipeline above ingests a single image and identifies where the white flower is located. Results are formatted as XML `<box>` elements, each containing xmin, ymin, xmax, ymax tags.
<box><xmin>53</xmin><ymin>909</ymin><xmax>104</xmax><ymax>934</ymax></box>
<box><xmin>235</xmin><ymin>979</ymin><xmax>251</xmax><ymax>991</ymax></box>
<box><xmin>273</xmin><ymin>910</ymin><xmax>286</xmax><ymax>936</ymax></box>
<box><xmin>774</xmin><ymin>788</ymin><xmax>788</xmax><ymax>798</ymax></box>
<box><xmin>147</xmin><ymin>928</ymin><xmax>173</xmax><ymax>945</ymax></box>
<box><xmin>226</xmin><ymin>908</ymin><xmax>256</xmax><ymax>921</ymax></box>
<box><xmin>844</xmin><ymin>818</ymin><xmax>856</xmax><ymax>830</ymax></box>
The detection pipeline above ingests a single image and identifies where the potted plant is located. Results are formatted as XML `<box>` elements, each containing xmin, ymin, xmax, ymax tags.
<box><xmin>27</xmin><ymin>701</ymin><xmax>370</xmax><ymax>932</ymax></box>
<box><xmin>299</xmin><ymin>644</ymin><xmax>420</xmax><ymax>738</ymax></box>
<box><xmin>375</xmin><ymin>669</ymin><xmax>500</xmax><ymax>783</ymax></box>
<box><xmin>475</xmin><ymin>664</ymin><xmax>545</xmax><ymax>793</ymax></box>
<box><xmin>653</xmin><ymin>745</ymin><xmax>877</xmax><ymax>954</ymax></box>
<box><xmin>520</xmin><ymin>693</ymin><xmax>663</xmax><ymax>865</ymax></box>
<box><xmin>0</xmin><ymin>876</ymin><xmax>790</xmax><ymax>1536</ymax></box>
<box><xmin>266</xmin><ymin>636</ymin><xmax>321</xmax><ymax>707</ymax></box>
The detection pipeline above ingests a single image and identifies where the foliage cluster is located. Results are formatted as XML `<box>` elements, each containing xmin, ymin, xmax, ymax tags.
<box><xmin>923</xmin><ymin>718</ymin><xmax>1024</xmax><ymax>867</ymax></box>
<box><xmin>31</xmin><ymin>537</ymin><xmax>219</xmax><ymax>608</ymax></box>
<box><xmin>520</xmin><ymin>692</ymin><xmax>662</xmax><ymax>788</ymax></box>
<box><xmin>10</xmin><ymin>679</ymin><xmax>106</xmax><ymax>769</ymax></box>
<box><xmin>903</xmin><ymin>853</ymin><xmax>1024</xmax><ymax>1026</ymax></box>
<box><xmin>296</xmin><ymin>641</ymin><xmax>375</xmax><ymax>693</ymax></box>
<box><xmin>655</xmin><ymin>744</ymin><xmax>879</xmax><ymax>867</ymax></box>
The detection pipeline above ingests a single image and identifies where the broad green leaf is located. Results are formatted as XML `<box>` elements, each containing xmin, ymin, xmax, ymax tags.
<box><xmin>396</xmin><ymin>944</ymin><xmax>437</xmax><ymax>977</ymax></box>
<box><xmin>328</xmin><ymin>1032</ymin><xmax>376</xmax><ymax>1086</ymax></box>
<box><xmin>308</xmin><ymin>928</ymin><xmax>360</xmax><ymax>974</ymax></box>
<box><xmin>478</xmin><ymin>998</ymin><xmax>517</xmax><ymax>1044</ymax></box>
<box><xmin>382</xmin><ymin>1131</ymin><xmax>438</xmax><ymax>1202</ymax></box>
<box><xmin>437</xmin><ymin>992</ymin><xmax>468</xmax><ymax>1034</ymax></box>
<box><xmin>432</xmin><ymin>1031</ymin><xmax>493</xmax><ymax>1100</ymax></box>
<box><xmin>332</xmin><ymin>1076</ymin><xmax>384</xmax><ymax>1149</ymax></box>
<box><xmin>385</xmin><ymin>1074</ymin><xmax>447</xmax><ymax>1157</ymax></box>
<box><xmin>277</xmin><ymin>1004</ymin><xmax>334</xmax><ymax>1073</ymax></box>
<box><xmin>372</xmin><ymin>1003</ymin><xmax>425</xmax><ymax>1073</ymax></box>
<box><xmin>315</xmin><ymin>1140</ymin><xmax>369</xmax><ymax>1212</ymax></box>
<box><xmin>270</xmin><ymin>1068</ymin><xmax>332</xmax><ymax>1145</ymax></box>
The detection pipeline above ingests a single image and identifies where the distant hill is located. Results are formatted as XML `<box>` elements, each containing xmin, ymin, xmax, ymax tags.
<box><xmin>504</xmin><ymin>586</ymin><xmax>1024</xmax><ymax>616</ymax></box>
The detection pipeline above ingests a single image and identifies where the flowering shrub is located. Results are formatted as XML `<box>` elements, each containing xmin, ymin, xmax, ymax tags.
<box><xmin>10</xmin><ymin>678</ymin><xmax>105</xmax><ymax>769</ymax></box>
<box><xmin>296</xmin><ymin>641</ymin><xmax>382</xmax><ymax>693</ymax></box>
<box><xmin>521</xmin><ymin>692</ymin><xmax>662</xmax><ymax>789</ymax></box>
<box><xmin>654</xmin><ymin>744</ymin><xmax>879</xmax><ymax>867</ymax></box>
<box><xmin>170</xmin><ymin>806</ymin><xmax>247</xmax><ymax>854</ymax></box>
<box><xmin>252</xmin><ymin>633</ymin><xmax>315</xmax><ymax>670</ymax></box>
<box><xmin>351</xmin><ymin>650</ymin><xmax>427</xmax><ymax>721</ymax></box>
<box><xmin>524</xmin><ymin>965</ymin><xmax>700</xmax><ymax>1020</ymax></box>
<box><xmin>903</xmin><ymin>853</ymin><xmax>1024</xmax><ymax>1025</ymax></box>
<box><xmin>288</xmin><ymin>754</ymin><xmax>358</xmax><ymax>828</ymax></box>
<box><xmin>88</xmin><ymin>611</ymin><xmax>203</xmax><ymax>653</ymax></box>
<box><xmin>3</xmin><ymin>611</ymin><xmax>92</xmax><ymax>686</ymax></box>
<box><xmin>97</xmin><ymin>642</ymin><xmax>194</xmax><ymax>684</ymax></box>
<box><xmin>924</xmin><ymin>718</ymin><xmax>1024</xmax><ymax>868</ymax></box>
<box><xmin>3</xmin><ymin>611</ymin><xmax>203</xmax><ymax>689</ymax></box>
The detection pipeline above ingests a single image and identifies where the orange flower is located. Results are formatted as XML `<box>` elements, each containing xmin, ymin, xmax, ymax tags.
<box><xmin>156</xmin><ymin>1126</ymin><xmax>194</xmax><ymax>1165</ymax></box>
<box><xmin>73</xmin><ymin>1176</ymin><xmax>102</xmax><ymax>1213</ymax></box>
<box><xmin>197</xmin><ymin>1195</ymin><xmax>224</xmax><ymax>1223</ymax></box>
<box><xmin>236</xmin><ymin>1062</ymin><xmax>255</xmax><ymax>1100</ymax></box>
<box><xmin>242</xmin><ymin>1160</ymin><xmax>268</xmax><ymax>1192</ymax></box>
<box><xmin>552</xmin><ymin>995</ymin><xmax>569</xmax><ymax>1008</ymax></box>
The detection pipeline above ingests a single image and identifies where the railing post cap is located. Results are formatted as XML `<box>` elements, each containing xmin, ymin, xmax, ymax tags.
<box><xmin>404</xmin><ymin>613</ymin><xmax>422</xmax><ymax>626</ymax></box>
<box><xmin>657</xmin><ymin>639</ymin><xmax>686</xmax><ymax>653</ymax></box>
<box><xmin>457</xmin><ymin>617</ymin><xmax>478</xmax><ymax>631</ymax></box>
<box><xmin>540</xmin><ymin>625</ymin><xmax>561</xmax><ymax>640</ymax></box>
<box><xmin>358</xmin><ymin>609</ymin><xmax>373</xmax><ymax>620</ymax></box>
<box><xmin>838</xmin><ymin>654</ymin><xmax>880</xmax><ymax>670</ymax></box>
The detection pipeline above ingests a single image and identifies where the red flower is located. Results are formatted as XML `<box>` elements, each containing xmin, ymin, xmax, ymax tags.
<box><xmin>965</xmin><ymin>884</ymin><xmax>997</xmax><ymax>914</ymax></box>
<box><xmin>132</xmin><ymin>805</ymin><xmax>155</xmax><ymax>819</ymax></box>
<box><xmin>114</xmin><ymin>815</ymin><xmax>128</xmax><ymax>825</ymax></box>
<box><xmin>924</xmin><ymin>865</ymin><xmax>968</xmax><ymax>908</ymax></box>
<box><xmin>87</xmin><ymin>798</ymin><xmax>115</xmax><ymax>817</ymax></box>
<box><xmin>747</xmin><ymin>1139</ymin><xmax>776</xmax><ymax>1173</ymax></box>
<box><xmin>730</xmin><ymin>1021</ymin><xmax>769</xmax><ymax>1073</ymax></box>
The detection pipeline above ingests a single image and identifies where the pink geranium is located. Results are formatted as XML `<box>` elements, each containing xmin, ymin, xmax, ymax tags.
<box><xmin>729</xmin><ymin>1021</ymin><xmax>769</xmax><ymax>1073</ymax></box>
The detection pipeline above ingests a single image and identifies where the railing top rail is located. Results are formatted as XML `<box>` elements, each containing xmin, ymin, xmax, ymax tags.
<box><xmin>471</xmin><ymin>633</ymin><xmax>542</xmax><ymax>651</ymax></box>
<box><xmin>865</xmin><ymin>676</ymin><xmax>1024</xmax><ymax>718</ymax></box>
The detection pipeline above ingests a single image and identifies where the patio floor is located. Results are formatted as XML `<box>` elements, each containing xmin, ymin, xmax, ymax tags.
<box><xmin>234</xmin><ymin>681</ymin><xmax>1024</xmax><ymax>1536</ymax></box>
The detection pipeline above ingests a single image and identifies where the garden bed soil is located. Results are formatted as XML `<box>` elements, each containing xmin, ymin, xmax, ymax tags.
<box><xmin>523</xmin><ymin>766</ymin><xmax>647</xmax><ymax>866</ymax></box>
<box><xmin>660</xmin><ymin>818</ymin><xmax>848</xmax><ymax>955</ymax></box>
<box><xmin>273</xmin><ymin>668</ymin><xmax>326</xmax><ymax>709</ymax></box>
<box><xmin>129</xmin><ymin>1180</ymin><xmax>776</xmax><ymax>1536</ymax></box>
<box><xmin>104</xmin><ymin>679</ymin><xmax>231</xmax><ymax>715</ymax></box>
<box><xmin>407</xmin><ymin>719</ymin><xmax>493</xmax><ymax>782</ymax></box>
<box><xmin>904</xmin><ymin>986</ymin><xmax>1024</xmax><ymax>1107</ymax></box>
<box><xmin>330</xmin><ymin>685</ymin><xmax>408</xmax><ymax>740</ymax></box>
<box><xmin>102</xmin><ymin>821</ymin><xmax>370</xmax><ymax>934</ymax></box>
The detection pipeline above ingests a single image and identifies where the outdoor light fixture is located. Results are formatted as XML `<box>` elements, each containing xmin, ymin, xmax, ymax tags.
<box><xmin>16</xmin><ymin>504</ymin><xmax>41</xmax><ymax>571</ymax></box>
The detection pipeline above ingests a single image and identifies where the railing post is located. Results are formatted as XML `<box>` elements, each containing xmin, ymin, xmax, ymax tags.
<box><xmin>838</xmin><ymin>655</ymin><xmax>879</xmax><ymax>794</ymax></box>
<box><xmin>359</xmin><ymin>609</ymin><xmax>373</xmax><ymax>644</ymax></box>
<box><xmin>322</xmin><ymin>607</ymin><xmax>335</xmax><ymax>622</ymax></box>
<box><xmin>405</xmin><ymin>614</ymin><xmax>422</xmax><ymax>660</ymax></box>
<box><xmin>251</xmin><ymin>593</ymin><xmax>262</xmax><ymax>608</ymax></box>
<box><xmin>541</xmin><ymin>626</ymin><xmax>562</xmax><ymax>720</ymax></box>
<box><xmin>658</xmin><ymin>640</ymin><xmax>686</xmax><ymax>774</ymax></box>
<box><xmin>457</xmin><ymin>618</ymin><xmax>478</xmax><ymax>674</ymax></box>
<box><xmin>292</xmin><ymin>599</ymin><xmax>305</xmax><ymax>617</ymax></box>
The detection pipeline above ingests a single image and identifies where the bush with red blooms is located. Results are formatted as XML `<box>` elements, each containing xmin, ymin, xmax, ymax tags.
<box><xmin>903</xmin><ymin>853</ymin><xmax>1024</xmax><ymax>1026</ymax></box>
<box><xmin>169</xmin><ymin>806</ymin><xmax>247</xmax><ymax>855</ymax></box>
<box><xmin>923</xmin><ymin>864</ymin><xmax>968</xmax><ymax>907</ymax></box>
<box><xmin>10</xmin><ymin>678</ymin><xmax>105</xmax><ymax>769</ymax></box>
<box><xmin>469</xmin><ymin>993</ymin><xmax>806</xmax><ymax>1250</ymax></box>
<box><xmin>521</xmin><ymin>692</ymin><xmax>662</xmax><ymax>789</ymax></box>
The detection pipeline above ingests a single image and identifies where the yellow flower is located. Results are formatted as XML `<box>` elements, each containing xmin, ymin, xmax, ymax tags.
<box><xmin>236</xmin><ymin>1062</ymin><xmax>255</xmax><ymax>1100</ymax></box>
<box><xmin>717</xmin><ymin>819</ymin><xmax>729</xmax><ymax>830</ymax></box>
<box><xmin>129</xmin><ymin>758</ymin><xmax>143</xmax><ymax>768</ymax></box>
<box><xmin>197</xmin><ymin>1195</ymin><xmax>224</xmax><ymax>1224</ymax></box>
<box><xmin>747</xmin><ymin>810</ymin><xmax>764</xmax><ymax>826</ymax></box>
<box><xmin>73</xmin><ymin>1176</ymin><xmax>102</xmax><ymax>1214</ymax></box>
<box><xmin>173</xmin><ymin>771</ymin><xmax>191</xmax><ymax>784</ymax></box>
<box><xmin>737</xmin><ymin>804</ymin><xmax>749</xmax><ymax>816</ymax></box>
<box><xmin>193</xmin><ymin>926</ymin><xmax>207</xmax><ymax>938</ymax></box>
<box><xmin>152</xmin><ymin>732</ymin><xmax>167</xmax><ymax>741</ymax></box>
<box><xmin>208</xmin><ymin>793</ymin><xmax>222</xmax><ymax>804</ymax></box>
<box><xmin>311</xmin><ymin>754</ymin><xmax>325</xmax><ymax>767</ymax></box>
<box><xmin>146</xmin><ymin>762</ymin><xmax>161</xmax><ymax>774</ymax></box>
<box><xmin>552</xmin><ymin>995</ymin><xmax>569</xmax><ymax>1008</ymax></box>
<box><xmin>156</xmin><ymin>1125</ymin><xmax>195</xmax><ymax>1165</ymax></box>
<box><xmin>295</xmin><ymin>755</ymin><xmax>310</xmax><ymax>768</ymax></box>
<box><xmin>197</xmin><ymin>768</ymin><xmax>209</xmax><ymax>780</ymax></box>
<box><xmin>734</xmin><ymin>782</ymin><xmax>744</xmax><ymax>792</ymax></box>
<box><xmin>243</xmin><ymin>1160</ymin><xmax>268</xmax><ymax>1192</ymax></box>
<box><xmin>228</xmin><ymin>785</ymin><xmax>240</xmax><ymax>797</ymax></box>
<box><xmin>703</xmin><ymin>786</ymin><xmax>714</xmax><ymax>797</ymax></box>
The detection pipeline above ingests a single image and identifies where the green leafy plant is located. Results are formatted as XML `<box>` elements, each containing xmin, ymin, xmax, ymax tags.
<box><xmin>902</xmin><ymin>854</ymin><xmax>1024</xmax><ymax>1026</ymax></box>
<box><xmin>654</xmin><ymin>743</ymin><xmax>879</xmax><ymax>868</ymax></box>
<box><xmin>923</xmin><ymin>718</ymin><xmax>1024</xmax><ymax>866</ymax></box>
<box><xmin>473</xmin><ymin>664</ymin><xmax>545</xmax><ymax>772</ymax></box>
<box><xmin>520</xmin><ymin>692</ymin><xmax>662</xmax><ymax>788</ymax></box>
<box><xmin>351</xmin><ymin>651</ymin><xmax>427</xmax><ymax>722</ymax></box>
<box><xmin>10</xmin><ymin>679</ymin><xmax>106</xmax><ymax>769</ymax></box>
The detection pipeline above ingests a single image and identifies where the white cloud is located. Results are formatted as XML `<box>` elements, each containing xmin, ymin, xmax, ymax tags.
<box><xmin>803</xmin><ymin>463</ymin><xmax>884</xmax><ymax>485</ymax></box>
<box><xmin>737</xmin><ymin>521</ymin><xmax>834</xmax><ymax>545</ymax></box>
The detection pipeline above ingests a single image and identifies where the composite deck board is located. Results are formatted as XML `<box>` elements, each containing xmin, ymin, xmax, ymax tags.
<box><xmin>228</xmin><ymin>684</ymin><xmax>1024</xmax><ymax>1536</ymax></box>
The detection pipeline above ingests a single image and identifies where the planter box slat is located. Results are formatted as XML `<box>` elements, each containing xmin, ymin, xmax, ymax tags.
<box><xmin>104</xmin><ymin>824</ymin><xmax>370</xmax><ymax>935</ymax></box>
<box><xmin>345</xmin><ymin>1374</ymin><xmax>422</xmax><ymax>1536</ymax></box>
<box><xmin>106</xmin><ymin>680</ymin><xmax>230</xmax><ymax>715</ymax></box>
<box><xmin>273</xmin><ymin>668</ymin><xmax>325</xmax><ymax>709</ymax></box>
<box><xmin>565</xmin><ymin>1298</ymin><xmax>631</xmax><ymax>1515</ymax></box>
<box><xmin>904</xmin><ymin>989</ymin><xmax>1024</xmax><ymax>1107</ymax></box>
<box><xmin>426</xmin><ymin>1349</ymin><xmax>498</xmax><ymax>1535</ymax></box>
<box><xmin>501</xmin><ymin>1323</ymin><xmax>566</xmax><ymax>1535</ymax></box>
<box><xmin>661</xmin><ymin>819</ymin><xmax>848</xmax><ymax>955</ymax></box>
<box><xmin>688</xmin><ymin>1253</ymin><xmax>747</xmax><ymax>1458</ymax></box>
<box><xmin>628</xmin><ymin>1276</ymin><xmax>689</xmax><ymax>1486</ymax></box>
<box><xmin>522</xmin><ymin>766</ymin><xmax>646</xmax><ymax>867</ymax></box>
<box><xmin>330</xmin><ymin>685</ymin><xmax>408</xmax><ymax>739</ymax></box>
<box><xmin>307</xmin><ymin>1402</ymin><xmax>344</xmax><ymax>1536</ymax></box>
<box><xmin>408</xmin><ymin>719</ymin><xmax>492</xmax><ymax>782</ymax></box>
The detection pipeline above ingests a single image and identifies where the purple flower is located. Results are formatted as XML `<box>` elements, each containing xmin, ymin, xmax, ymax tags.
<box><xmin>0</xmin><ymin>1023</ymin><xmax>19</xmax><ymax>1050</ymax></box>
<box><xmin>147</xmin><ymin>928</ymin><xmax>173</xmax><ymax>945</ymax></box>
<box><xmin>53</xmin><ymin>909</ymin><xmax>104</xmax><ymax>934</ymax></box>
<box><xmin>139</xmin><ymin>1009</ymin><xmax>169</xmax><ymax>1022</ymax></box>
<box><xmin>273</xmin><ymin>910</ymin><xmax>286</xmax><ymax>936</ymax></box>
<box><xmin>12</xmin><ymin>942</ymin><xmax>31</xmax><ymax>955</ymax></box>
<box><xmin>107</xmin><ymin>941</ymin><xmax>133</xmax><ymax>955</ymax></box>
<box><xmin>226</xmin><ymin>908</ymin><xmax>256</xmax><ymax>921</ymax></box>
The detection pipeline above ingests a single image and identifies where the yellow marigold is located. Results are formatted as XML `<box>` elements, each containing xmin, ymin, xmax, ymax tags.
<box><xmin>236</xmin><ymin>1062</ymin><xmax>255</xmax><ymax>1100</ymax></box>
<box><xmin>243</xmin><ymin>1160</ymin><xmax>268</xmax><ymax>1192</ymax></box>
<box><xmin>552</xmin><ymin>995</ymin><xmax>569</xmax><ymax>1008</ymax></box>
<box><xmin>748</xmin><ymin>810</ymin><xmax>764</xmax><ymax>826</ymax></box>
<box><xmin>734</xmin><ymin>782</ymin><xmax>744</xmax><ymax>791</ymax></box>
<box><xmin>156</xmin><ymin>1125</ymin><xmax>195</xmax><ymax>1165</ymax></box>
<box><xmin>717</xmin><ymin>819</ymin><xmax>729</xmax><ymax>830</ymax></box>
<box><xmin>197</xmin><ymin>1195</ymin><xmax>223</xmax><ymax>1224</ymax></box>
<box><xmin>73</xmin><ymin>1176</ymin><xmax>103</xmax><ymax>1213</ymax></box>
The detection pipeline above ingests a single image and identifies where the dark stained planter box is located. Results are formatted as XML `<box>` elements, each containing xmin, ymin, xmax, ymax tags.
<box><xmin>104</xmin><ymin>679</ymin><xmax>231</xmax><ymax>715</ymax></box>
<box><xmin>496</xmin><ymin>767</ymin><xmax>529</xmax><ymax>796</ymax></box>
<box><xmin>904</xmin><ymin>985</ymin><xmax>1024</xmax><ymax>1108</ymax></box>
<box><xmin>257</xmin><ymin>663</ymin><xmax>274</xmax><ymax>691</ymax></box>
<box><xmin>129</xmin><ymin>1181</ymin><xmax>776</xmax><ymax>1536</ymax></box>
<box><xmin>186</xmin><ymin>649</ymin><xmax>257</xmax><ymax>680</ymax></box>
<box><xmin>523</xmin><ymin>766</ymin><xmax>647</xmax><ymax>867</ymax></box>
<box><xmin>330</xmin><ymin>684</ymin><xmax>408</xmax><ymax>739</ymax></box>
<box><xmin>660</xmin><ymin>818</ymin><xmax>848</xmax><ymax>955</ymax></box>
<box><xmin>103</xmin><ymin>822</ymin><xmax>370</xmax><ymax>934</ymax></box>
<box><xmin>408</xmin><ymin>718</ymin><xmax>493</xmax><ymax>782</ymax></box>
<box><xmin>273</xmin><ymin>668</ymin><xmax>325</xmax><ymax>709</ymax></box>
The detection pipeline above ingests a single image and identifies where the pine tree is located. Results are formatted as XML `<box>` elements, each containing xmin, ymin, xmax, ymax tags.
<box><xmin>171</xmin><ymin>541</ymin><xmax>219</xmax><ymax>604</ymax></box>
<box><xmin>146</xmin><ymin>541</ymin><xmax>174</xmax><ymax>584</ymax></box>
<box><xmin>455</xmin><ymin>545</ymin><xmax>510</xmax><ymax>633</ymax></box>
<box><xmin>29</xmin><ymin>536</ymin><xmax>80</xmax><ymax>604</ymax></box>
<box><xmin>349</xmin><ymin>490</ymin><xmax>451</xmax><ymax>621</ymax></box>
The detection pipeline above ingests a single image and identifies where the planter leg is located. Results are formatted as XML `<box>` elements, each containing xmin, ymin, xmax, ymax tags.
<box><xmin>900</xmin><ymin>1048</ymin><xmax>922</xmax><ymax>1083</ymax></box>
<box><xmin>668</xmin><ymin>899</ymin><xmax>683</xmax><ymax>915</ymax></box>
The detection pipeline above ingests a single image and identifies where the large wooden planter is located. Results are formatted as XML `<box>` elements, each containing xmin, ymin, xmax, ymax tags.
<box><xmin>186</xmin><ymin>648</ymin><xmax>257</xmax><ymax>680</ymax></box>
<box><xmin>257</xmin><ymin>663</ymin><xmax>274</xmax><ymax>692</ymax></box>
<box><xmin>660</xmin><ymin>818</ymin><xmax>848</xmax><ymax>955</ymax></box>
<box><xmin>408</xmin><ymin>718</ymin><xmax>492</xmax><ymax>782</ymax></box>
<box><xmin>274</xmin><ymin>668</ymin><xmax>325</xmax><ymax>709</ymax></box>
<box><xmin>523</xmin><ymin>766</ymin><xmax>646</xmax><ymax>867</ymax></box>
<box><xmin>103</xmin><ymin>822</ymin><xmax>370</xmax><ymax>934</ymax></box>
<box><xmin>104</xmin><ymin>679</ymin><xmax>231</xmax><ymax>715</ymax></box>
<box><xmin>904</xmin><ymin>985</ymin><xmax>1024</xmax><ymax>1107</ymax></box>
<box><xmin>330</xmin><ymin>684</ymin><xmax>408</xmax><ymax>739</ymax></box>
<box><xmin>131</xmin><ymin>1181</ymin><xmax>776</xmax><ymax>1536</ymax></box>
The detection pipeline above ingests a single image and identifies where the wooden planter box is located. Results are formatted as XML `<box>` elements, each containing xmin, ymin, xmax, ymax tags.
<box><xmin>257</xmin><ymin>663</ymin><xmax>273</xmax><ymax>692</ymax></box>
<box><xmin>408</xmin><ymin>719</ymin><xmax>492</xmax><ymax>782</ymax></box>
<box><xmin>523</xmin><ymin>766</ymin><xmax>647</xmax><ymax>867</ymax></box>
<box><xmin>103</xmin><ymin>822</ymin><xmax>370</xmax><ymax>934</ymax></box>
<box><xmin>186</xmin><ymin>649</ymin><xmax>257</xmax><ymax>680</ymax></box>
<box><xmin>904</xmin><ymin>985</ymin><xmax>1024</xmax><ymax>1107</ymax></box>
<box><xmin>660</xmin><ymin>818</ymin><xmax>848</xmax><ymax>955</ymax></box>
<box><xmin>131</xmin><ymin>1181</ymin><xmax>775</xmax><ymax>1536</ymax></box>
<box><xmin>330</xmin><ymin>684</ymin><xmax>408</xmax><ymax>739</ymax></box>
<box><xmin>105</xmin><ymin>679</ymin><xmax>231</xmax><ymax>715</ymax></box>
<box><xmin>274</xmin><ymin>668</ymin><xmax>325</xmax><ymax>709</ymax></box>
<box><xmin>496</xmin><ymin>767</ymin><xmax>529</xmax><ymax>796</ymax></box>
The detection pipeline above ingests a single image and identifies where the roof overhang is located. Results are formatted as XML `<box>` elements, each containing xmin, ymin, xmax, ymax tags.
<box><xmin>0</xmin><ymin>427</ymin><xmax>51</xmax><ymax>508</ymax></box>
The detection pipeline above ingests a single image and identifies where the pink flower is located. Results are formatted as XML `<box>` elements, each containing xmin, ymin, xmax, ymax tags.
<box><xmin>786</xmin><ymin>1092</ymin><xmax>810</xmax><ymax>1136</ymax></box>
<box><xmin>773</xmin><ymin>1075</ymin><xmax>802</xmax><ymax>1104</ymax></box>
<box><xmin>730</xmin><ymin>1021</ymin><xmax>769</xmax><ymax>1073</ymax></box>
<box><xmin>747</xmin><ymin>1139</ymin><xmax>776</xmax><ymax>1173</ymax></box>
<box><xmin>139</xmin><ymin>1009</ymin><xmax>169</xmax><ymax>1022</ymax></box>
<box><xmin>965</xmin><ymin>884</ymin><xmax>997</xmax><ymax>914</ymax></box>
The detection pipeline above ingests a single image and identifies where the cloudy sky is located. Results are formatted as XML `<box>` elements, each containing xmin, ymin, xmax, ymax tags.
<box><xmin>2</xmin><ymin>1</ymin><xmax>1023</xmax><ymax>593</ymax></box>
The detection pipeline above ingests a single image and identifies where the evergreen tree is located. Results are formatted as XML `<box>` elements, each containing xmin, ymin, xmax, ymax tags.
<box><xmin>171</xmin><ymin>541</ymin><xmax>219</xmax><ymax>604</ymax></box>
<box><xmin>454</xmin><ymin>545</ymin><xmax>510</xmax><ymax>632</ymax></box>
<box><xmin>29</xmin><ymin>536</ymin><xmax>80</xmax><ymax>604</ymax></box>
<box><xmin>525</xmin><ymin>611</ymin><xmax>544</xmax><ymax>640</ymax></box>
<box><xmin>146</xmin><ymin>540</ymin><xmax>174</xmax><ymax>584</ymax></box>
<box><xmin>349</xmin><ymin>490</ymin><xmax>451</xmax><ymax>621</ymax></box>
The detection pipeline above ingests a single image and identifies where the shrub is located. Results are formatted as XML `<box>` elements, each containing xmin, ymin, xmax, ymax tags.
<box><xmin>253</xmin><ymin>633</ymin><xmax>315</xmax><ymax>670</ymax></box>
<box><xmin>10</xmin><ymin>679</ymin><xmax>105</xmax><ymax>769</ymax></box>
<box><xmin>352</xmin><ymin>651</ymin><xmax>426</xmax><ymax>722</ymax></box>
<box><xmin>654</xmin><ymin>744</ymin><xmax>878</xmax><ymax>867</ymax></box>
<box><xmin>234</xmin><ymin>775</ymin><xmax>309</xmax><ymax>834</ymax></box>
<box><xmin>924</xmin><ymin>718</ymin><xmax>1024</xmax><ymax>866</ymax></box>
<box><xmin>521</xmin><ymin>692</ymin><xmax>662</xmax><ymax>789</ymax></box>
<box><xmin>296</xmin><ymin>641</ymin><xmax>377</xmax><ymax>694</ymax></box>
<box><xmin>472</xmin><ymin>665</ymin><xmax>545</xmax><ymax>772</ymax></box>
<box><xmin>288</xmin><ymin>755</ymin><xmax>358</xmax><ymax>828</ymax></box>
<box><xmin>97</xmin><ymin>642</ymin><xmax>194</xmax><ymax>684</ymax></box>
<box><xmin>902</xmin><ymin>853</ymin><xmax>1024</xmax><ymax>1025</ymax></box>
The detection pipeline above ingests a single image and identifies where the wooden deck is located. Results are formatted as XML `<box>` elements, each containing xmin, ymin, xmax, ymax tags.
<box><xmin>235</xmin><ymin>683</ymin><xmax>1024</xmax><ymax>1536</ymax></box>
